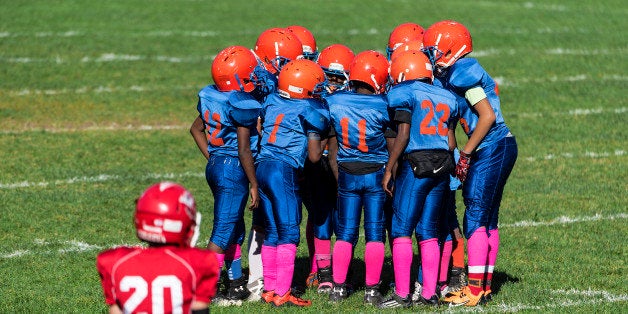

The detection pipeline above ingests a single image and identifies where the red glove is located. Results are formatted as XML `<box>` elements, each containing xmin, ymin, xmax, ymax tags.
<box><xmin>455</xmin><ymin>150</ymin><xmax>471</xmax><ymax>182</ymax></box>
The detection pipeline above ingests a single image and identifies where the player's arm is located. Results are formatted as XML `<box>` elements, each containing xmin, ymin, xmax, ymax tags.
<box><xmin>108</xmin><ymin>304</ymin><xmax>122</xmax><ymax>314</ymax></box>
<box><xmin>237</xmin><ymin>126</ymin><xmax>259</xmax><ymax>210</ymax></box>
<box><xmin>383</xmin><ymin>122</ymin><xmax>410</xmax><ymax>197</ymax></box>
<box><xmin>461</xmin><ymin>88</ymin><xmax>495</xmax><ymax>154</ymax></box>
<box><xmin>308</xmin><ymin>132</ymin><xmax>323</xmax><ymax>163</ymax></box>
<box><xmin>191</xmin><ymin>301</ymin><xmax>209</xmax><ymax>314</ymax></box>
<box><xmin>327</xmin><ymin>130</ymin><xmax>339</xmax><ymax>181</ymax></box>
<box><xmin>190</xmin><ymin>115</ymin><xmax>209</xmax><ymax>160</ymax></box>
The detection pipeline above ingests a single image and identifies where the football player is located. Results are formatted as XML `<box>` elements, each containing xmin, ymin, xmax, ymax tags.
<box><xmin>423</xmin><ymin>20</ymin><xmax>518</xmax><ymax>306</ymax></box>
<box><xmin>243</xmin><ymin>27</ymin><xmax>306</xmax><ymax>299</ymax></box>
<box><xmin>189</xmin><ymin>45</ymin><xmax>261</xmax><ymax>305</ymax></box>
<box><xmin>386</xmin><ymin>22</ymin><xmax>425</xmax><ymax>61</ymax></box>
<box><xmin>287</xmin><ymin>25</ymin><xmax>319</xmax><ymax>61</ymax></box>
<box><xmin>324</xmin><ymin>50</ymin><xmax>393</xmax><ymax>306</ymax></box>
<box><xmin>251</xmin><ymin>59</ymin><xmax>329</xmax><ymax>307</ymax></box>
<box><xmin>96</xmin><ymin>182</ymin><xmax>219</xmax><ymax>314</ymax></box>
<box><xmin>299</xmin><ymin>43</ymin><xmax>356</xmax><ymax>293</ymax></box>
<box><xmin>379</xmin><ymin>50</ymin><xmax>458</xmax><ymax>308</ymax></box>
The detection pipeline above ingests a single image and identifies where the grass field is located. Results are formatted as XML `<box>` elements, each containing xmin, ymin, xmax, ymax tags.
<box><xmin>1</xmin><ymin>0</ymin><xmax>626</xmax><ymax>313</ymax></box>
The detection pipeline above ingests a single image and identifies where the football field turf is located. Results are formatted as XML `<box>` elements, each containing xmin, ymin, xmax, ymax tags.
<box><xmin>0</xmin><ymin>1</ymin><xmax>626</xmax><ymax>312</ymax></box>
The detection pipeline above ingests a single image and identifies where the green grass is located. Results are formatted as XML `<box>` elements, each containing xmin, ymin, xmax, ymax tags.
<box><xmin>1</xmin><ymin>0</ymin><xmax>626</xmax><ymax>313</ymax></box>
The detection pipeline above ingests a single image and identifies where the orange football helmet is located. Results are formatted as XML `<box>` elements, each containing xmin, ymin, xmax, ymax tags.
<box><xmin>316</xmin><ymin>44</ymin><xmax>355</xmax><ymax>91</ymax></box>
<box><xmin>390</xmin><ymin>50</ymin><xmax>433</xmax><ymax>85</ymax></box>
<box><xmin>135</xmin><ymin>182</ymin><xmax>199</xmax><ymax>247</ymax></box>
<box><xmin>349</xmin><ymin>50</ymin><xmax>390</xmax><ymax>94</ymax></box>
<box><xmin>254</xmin><ymin>27</ymin><xmax>304</xmax><ymax>74</ymax></box>
<box><xmin>387</xmin><ymin>22</ymin><xmax>425</xmax><ymax>60</ymax></box>
<box><xmin>287</xmin><ymin>25</ymin><xmax>318</xmax><ymax>61</ymax></box>
<box><xmin>389</xmin><ymin>39</ymin><xmax>424</xmax><ymax>62</ymax></box>
<box><xmin>211</xmin><ymin>45</ymin><xmax>258</xmax><ymax>92</ymax></box>
<box><xmin>277</xmin><ymin>59</ymin><xmax>326</xmax><ymax>99</ymax></box>
<box><xmin>423</xmin><ymin>20</ymin><xmax>473</xmax><ymax>69</ymax></box>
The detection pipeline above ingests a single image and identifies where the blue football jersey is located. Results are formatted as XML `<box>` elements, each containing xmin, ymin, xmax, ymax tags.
<box><xmin>257</xmin><ymin>93</ymin><xmax>329</xmax><ymax>168</ymax></box>
<box><xmin>325</xmin><ymin>91</ymin><xmax>390</xmax><ymax>164</ymax></box>
<box><xmin>196</xmin><ymin>85</ymin><xmax>259</xmax><ymax>157</ymax></box>
<box><xmin>435</xmin><ymin>58</ymin><xmax>510</xmax><ymax>150</ymax></box>
<box><xmin>387</xmin><ymin>80</ymin><xmax>458</xmax><ymax>153</ymax></box>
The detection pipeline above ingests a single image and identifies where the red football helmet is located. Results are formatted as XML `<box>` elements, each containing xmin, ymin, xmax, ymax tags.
<box><xmin>211</xmin><ymin>45</ymin><xmax>258</xmax><ymax>92</ymax></box>
<box><xmin>387</xmin><ymin>22</ymin><xmax>425</xmax><ymax>60</ymax></box>
<box><xmin>389</xmin><ymin>39</ymin><xmax>424</xmax><ymax>61</ymax></box>
<box><xmin>423</xmin><ymin>20</ymin><xmax>473</xmax><ymax>69</ymax></box>
<box><xmin>390</xmin><ymin>50</ymin><xmax>433</xmax><ymax>85</ymax></box>
<box><xmin>349</xmin><ymin>50</ymin><xmax>390</xmax><ymax>94</ymax></box>
<box><xmin>277</xmin><ymin>59</ymin><xmax>326</xmax><ymax>99</ymax></box>
<box><xmin>287</xmin><ymin>25</ymin><xmax>318</xmax><ymax>61</ymax></box>
<box><xmin>254</xmin><ymin>27</ymin><xmax>304</xmax><ymax>74</ymax></box>
<box><xmin>134</xmin><ymin>182</ymin><xmax>199</xmax><ymax>247</ymax></box>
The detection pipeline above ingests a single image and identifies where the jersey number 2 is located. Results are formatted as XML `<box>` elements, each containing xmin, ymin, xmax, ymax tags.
<box><xmin>204</xmin><ymin>110</ymin><xmax>225</xmax><ymax>146</ymax></box>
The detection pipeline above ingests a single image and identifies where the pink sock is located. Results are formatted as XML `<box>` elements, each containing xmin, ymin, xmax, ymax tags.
<box><xmin>306</xmin><ymin>220</ymin><xmax>315</xmax><ymax>272</ymax></box>
<box><xmin>392</xmin><ymin>237</ymin><xmax>413</xmax><ymax>298</ymax></box>
<box><xmin>439</xmin><ymin>240</ymin><xmax>453</xmax><ymax>285</ymax></box>
<box><xmin>225</xmin><ymin>244</ymin><xmax>241</xmax><ymax>260</ymax></box>
<box><xmin>420</xmin><ymin>238</ymin><xmax>440</xmax><ymax>299</ymax></box>
<box><xmin>314</xmin><ymin>238</ymin><xmax>331</xmax><ymax>269</ymax></box>
<box><xmin>364</xmin><ymin>241</ymin><xmax>385</xmax><ymax>286</ymax></box>
<box><xmin>261</xmin><ymin>245</ymin><xmax>277</xmax><ymax>292</ymax></box>
<box><xmin>332</xmin><ymin>240</ymin><xmax>353</xmax><ymax>284</ymax></box>
<box><xmin>215</xmin><ymin>253</ymin><xmax>225</xmax><ymax>272</ymax></box>
<box><xmin>467</xmin><ymin>227</ymin><xmax>488</xmax><ymax>295</ymax></box>
<box><xmin>275</xmin><ymin>244</ymin><xmax>297</xmax><ymax>296</ymax></box>
<box><xmin>486</xmin><ymin>228</ymin><xmax>500</xmax><ymax>290</ymax></box>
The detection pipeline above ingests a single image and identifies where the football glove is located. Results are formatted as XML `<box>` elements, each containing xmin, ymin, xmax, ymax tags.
<box><xmin>455</xmin><ymin>150</ymin><xmax>471</xmax><ymax>182</ymax></box>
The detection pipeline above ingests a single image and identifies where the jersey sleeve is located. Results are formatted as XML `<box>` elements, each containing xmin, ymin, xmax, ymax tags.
<box><xmin>448</xmin><ymin>59</ymin><xmax>485</xmax><ymax>92</ymax></box>
<box><xmin>386</xmin><ymin>83</ymin><xmax>413</xmax><ymax>112</ymax></box>
<box><xmin>303</xmin><ymin>101</ymin><xmax>330</xmax><ymax>135</ymax></box>
<box><xmin>96</xmin><ymin>250</ymin><xmax>118</xmax><ymax>306</ymax></box>
<box><xmin>227</xmin><ymin>91</ymin><xmax>262</xmax><ymax>127</ymax></box>
<box><xmin>194</xmin><ymin>250</ymin><xmax>220</xmax><ymax>304</ymax></box>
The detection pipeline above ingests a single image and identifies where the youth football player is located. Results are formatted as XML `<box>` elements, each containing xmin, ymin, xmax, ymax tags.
<box><xmin>324</xmin><ymin>50</ymin><xmax>392</xmax><ymax>306</ymax></box>
<box><xmin>96</xmin><ymin>182</ymin><xmax>219</xmax><ymax>314</ymax></box>
<box><xmin>423</xmin><ymin>20</ymin><xmax>518</xmax><ymax>306</ymax></box>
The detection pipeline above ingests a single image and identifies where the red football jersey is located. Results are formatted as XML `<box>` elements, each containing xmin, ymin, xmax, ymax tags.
<box><xmin>97</xmin><ymin>246</ymin><xmax>219</xmax><ymax>313</ymax></box>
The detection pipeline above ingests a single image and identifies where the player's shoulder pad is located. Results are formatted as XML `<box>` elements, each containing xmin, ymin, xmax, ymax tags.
<box><xmin>386</xmin><ymin>81</ymin><xmax>414</xmax><ymax>110</ymax></box>
<box><xmin>228</xmin><ymin>91</ymin><xmax>262</xmax><ymax>127</ymax></box>
<box><xmin>303</xmin><ymin>100</ymin><xmax>330</xmax><ymax>134</ymax></box>
<box><xmin>448</xmin><ymin>58</ymin><xmax>485</xmax><ymax>90</ymax></box>
<box><xmin>198</xmin><ymin>84</ymin><xmax>226</xmax><ymax>100</ymax></box>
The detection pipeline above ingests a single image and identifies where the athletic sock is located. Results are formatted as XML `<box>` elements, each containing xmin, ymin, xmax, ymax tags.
<box><xmin>451</xmin><ymin>232</ymin><xmax>466</xmax><ymax>269</ymax></box>
<box><xmin>439</xmin><ymin>239</ymin><xmax>453</xmax><ymax>286</ymax></box>
<box><xmin>331</xmin><ymin>240</ymin><xmax>353</xmax><ymax>284</ymax></box>
<box><xmin>261</xmin><ymin>245</ymin><xmax>277</xmax><ymax>292</ymax></box>
<box><xmin>224</xmin><ymin>244</ymin><xmax>242</xmax><ymax>280</ymax></box>
<box><xmin>467</xmin><ymin>227</ymin><xmax>488</xmax><ymax>295</ymax></box>
<box><xmin>392</xmin><ymin>237</ymin><xmax>413</xmax><ymax>298</ymax></box>
<box><xmin>275</xmin><ymin>244</ymin><xmax>297</xmax><ymax>296</ymax></box>
<box><xmin>247</xmin><ymin>229</ymin><xmax>264</xmax><ymax>284</ymax></box>
<box><xmin>420</xmin><ymin>238</ymin><xmax>440</xmax><ymax>299</ymax></box>
<box><xmin>314</xmin><ymin>237</ymin><xmax>331</xmax><ymax>269</ymax></box>
<box><xmin>364</xmin><ymin>241</ymin><xmax>385</xmax><ymax>286</ymax></box>
<box><xmin>486</xmin><ymin>228</ymin><xmax>500</xmax><ymax>291</ymax></box>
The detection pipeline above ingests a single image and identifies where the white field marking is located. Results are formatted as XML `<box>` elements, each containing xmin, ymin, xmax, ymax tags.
<box><xmin>500</xmin><ymin>213</ymin><xmax>628</xmax><ymax>228</ymax></box>
<box><xmin>0</xmin><ymin>124</ymin><xmax>189</xmax><ymax>135</ymax></box>
<box><xmin>512</xmin><ymin>107</ymin><xmax>627</xmax><ymax>119</ymax></box>
<box><xmin>1</xmin><ymin>53</ymin><xmax>212</xmax><ymax>64</ymax></box>
<box><xmin>0</xmin><ymin>240</ymin><xmax>140</xmax><ymax>259</ymax></box>
<box><xmin>3</xmin><ymin>83</ymin><xmax>198</xmax><ymax>97</ymax></box>
<box><xmin>493</xmin><ymin>74</ymin><xmax>628</xmax><ymax>88</ymax></box>
<box><xmin>484</xmin><ymin>289</ymin><xmax>628</xmax><ymax>312</ymax></box>
<box><xmin>0</xmin><ymin>172</ymin><xmax>204</xmax><ymax>190</ymax></box>
<box><xmin>522</xmin><ymin>150</ymin><xmax>625</xmax><ymax>162</ymax></box>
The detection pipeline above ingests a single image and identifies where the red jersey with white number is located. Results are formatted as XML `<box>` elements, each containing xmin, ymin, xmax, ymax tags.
<box><xmin>96</xmin><ymin>246</ymin><xmax>219</xmax><ymax>314</ymax></box>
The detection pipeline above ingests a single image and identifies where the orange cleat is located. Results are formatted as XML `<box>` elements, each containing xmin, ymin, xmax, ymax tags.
<box><xmin>272</xmin><ymin>291</ymin><xmax>312</xmax><ymax>307</ymax></box>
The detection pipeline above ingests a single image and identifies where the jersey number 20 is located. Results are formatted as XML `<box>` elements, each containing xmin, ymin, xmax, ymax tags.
<box><xmin>120</xmin><ymin>275</ymin><xmax>184</xmax><ymax>314</ymax></box>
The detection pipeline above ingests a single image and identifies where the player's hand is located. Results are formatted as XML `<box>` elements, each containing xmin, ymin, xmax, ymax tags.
<box><xmin>382</xmin><ymin>170</ymin><xmax>394</xmax><ymax>197</ymax></box>
<box><xmin>455</xmin><ymin>151</ymin><xmax>471</xmax><ymax>182</ymax></box>
<box><xmin>249</xmin><ymin>185</ymin><xmax>259</xmax><ymax>210</ymax></box>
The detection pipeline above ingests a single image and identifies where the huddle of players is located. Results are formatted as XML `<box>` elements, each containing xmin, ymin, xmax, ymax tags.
<box><xmin>96</xmin><ymin>20</ymin><xmax>517</xmax><ymax>312</ymax></box>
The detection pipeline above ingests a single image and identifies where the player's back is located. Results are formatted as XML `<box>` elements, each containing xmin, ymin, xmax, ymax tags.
<box><xmin>387</xmin><ymin>80</ymin><xmax>457</xmax><ymax>152</ymax></box>
<box><xmin>325</xmin><ymin>91</ymin><xmax>390</xmax><ymax>164</ymax></box>
<box><xmin>97</xmin><ymin>246</ymin><xmax>218</xmax><ymax>314</ymax></box>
